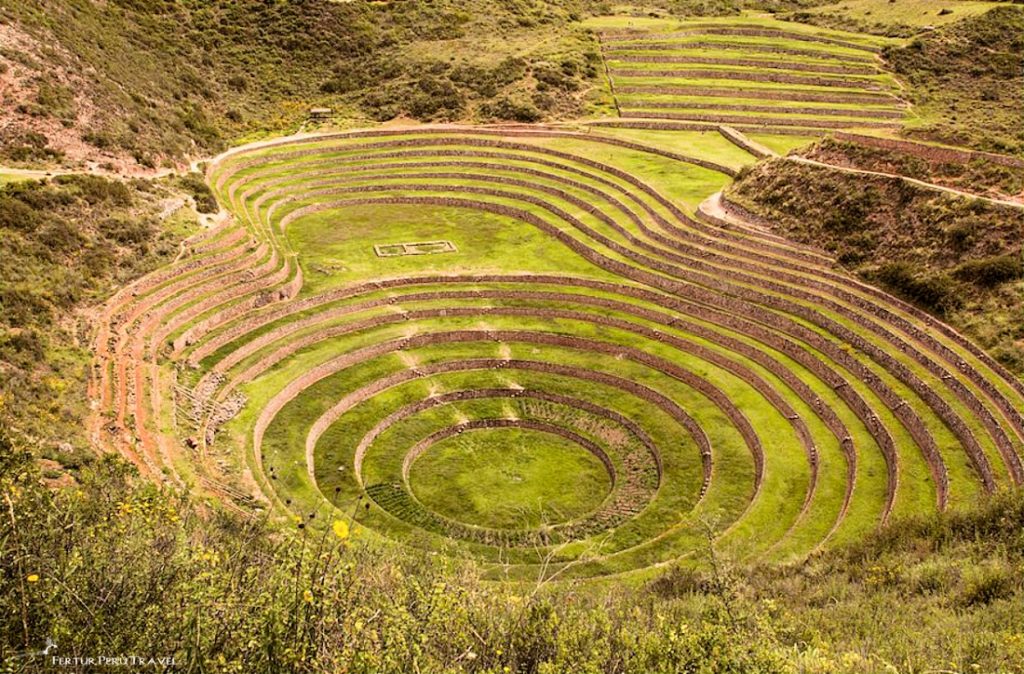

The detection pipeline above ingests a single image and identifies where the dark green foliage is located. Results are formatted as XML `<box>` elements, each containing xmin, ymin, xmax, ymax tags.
<box><xmin>0</xmin><ymin>131</ymin><xmax>63</xmax><ymax>164</ymax></box>
<box><xmin>450</xmin><ymin>57</ymin><xmax>527</xmax><ymax>97</ymax></box>
<box><xmin>840</xmin><ymin>488</ymin><xmax>1024</xmax><ymax>562</ymax></box>
<box><xmin>953</xmin><ymin>254</ymin><xmax>1024</xmax><ymax>287</ymax></box>
<box><xmin>178</xmin><ymin>172</ymin><xmax>218</xmax><ymax>214</ymax></box>
<box><xmin>408</xmin><ymin>76</ymin><xmax>466</xmax><ymax>120</ymax></box>
<box><xmin>867</xmin><ymin>263</ymin><xmax>960</xmax><ymax>315</ymax></box>
<box><xmin>480</xmin><ymin>95</ymin><xmax>544</xmax><ymax>122</ymax></box>
<box><xmin>97</xmin><ymin>216</ymin><xmax>153</xmax><ymax>246</ymax></box>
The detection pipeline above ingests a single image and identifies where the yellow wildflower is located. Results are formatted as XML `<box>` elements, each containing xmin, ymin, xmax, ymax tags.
<box><xmin>332</xmin><ymin>520</ymin><xmax>349</xmax><ymax>540</ymax></box>
<box><xmin>303</xmin><ymin>589</ymin><xmax>314</xmax><ymax>603</ymax></box>
<box><xmin>26</xmin><ymin>574</ymin><xmax>39</xmax><ymax>583</ymax></box>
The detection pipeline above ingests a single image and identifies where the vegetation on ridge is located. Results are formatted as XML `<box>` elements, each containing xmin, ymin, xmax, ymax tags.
<box><xmin>0</xmin><ymin>176</ymin><xmax>196</xmax><ymax>456</ymax></box>
<box><xmin>800</xmin><ymin>137</ymin><xmax>1024</xmax><ymax>200</ymax></box>
<box><xmin>728</xmin><ymin>157</ymin><xmax>1024</xmax><ymax>373</ymax></box>
<box><xmin>0</xmin><ymin>0</ymin><xmax>604</xmax><ymax>169</ymax></box>
<box><xmin>885</xmin><ymin>5</ymin><xmax>1024</xmax><ymax>156</ymax></box>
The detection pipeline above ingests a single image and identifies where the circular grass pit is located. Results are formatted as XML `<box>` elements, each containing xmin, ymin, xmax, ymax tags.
<box><xmin>408</xmin><ymin>425</ymin><xmax>614</xmax><ymax>530</ymax></box>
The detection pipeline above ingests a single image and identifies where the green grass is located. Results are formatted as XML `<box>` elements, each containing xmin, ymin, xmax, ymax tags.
<box><xmin>579</xmin><ymin>127</ymin><xmax>760</xmax><ymax>169</ymax></box>
<box><xmin>610</xmin><ymin>74</ymin><xmax>896</xmax><ymax>93</ymax></box>
<box><xmin>616</xmin><ymin>93</ymin><xmax>903</xmax><ymax>111</ymax></box>
<box><xmin>604</xmin><ymin>32</ymin><xmax>884</xmax><ymax>59</ymax></box>
<box><xmin>604</xmin><ymin>44</ymin><xmax>879</xmax><ymax>65</ymax></box>
<box><xmin>287</xmin><ymin>202</ymin><xmax>610</xmax><ymax>295</ymax></box>
<box><xmin>744</xmin><ymin>132</ymin><xmax>818</xmax><ymax>154</ymax></box>
<box><xmin>620</xmin><ymin>107</ymin><xmax>900</xmax><ymax>125</ymax></box>
<box><xmin>408</xmin><ymin>426</ymin><xmax>613</xmax><ymax>530</ymax></box>
<box><xmin>0</xmin><ymin>170</ymin><xmax>49</xmax><ymax>185</ymax></box>
<box><xmin>790</xmin><ymin>0</ymin><xmax>1004</xmax><ymax>33</ymax></box>
<box><xmin>592</xmin><ymin>12</ymin><xmax>913</xmax><ymax>137</ymax></box>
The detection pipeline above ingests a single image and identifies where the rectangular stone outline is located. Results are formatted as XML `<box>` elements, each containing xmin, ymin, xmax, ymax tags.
<box><xmin>374</xmin><ymin>240</ymin><xmax>458</xmax><ymax>257</ymax></box>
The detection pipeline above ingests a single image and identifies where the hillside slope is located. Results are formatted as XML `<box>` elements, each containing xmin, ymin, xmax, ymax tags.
<box><xmin>0</xmin><ymin>175</ymin><xmax>199</xmax><ymax>457</ymax></box>
<box><xmin>0</xmin><ymin>0</ymin><xmax>602</xmax><ymax>171</ymax></box>
<box><xmin>884</xmin><ymin>5</ymin><xmax>1024</xmax><ymax>156</ymax></box>
<box><xmin>726</xmin><ymin>158</ymin><xmax>1024</xmax><ymax>374</ymax></box>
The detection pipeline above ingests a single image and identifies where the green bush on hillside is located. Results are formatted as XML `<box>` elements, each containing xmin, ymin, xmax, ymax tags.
<box><xmin>953</xmin><ymin>254</ymin><xmax>1024</xmax><ymax>287</ymax></box>
<box><xmin>178</xmin><ymin>172</ymin><xmax>219</xmax><ymax>214</ymax></box>
<box><xmin>867</xmin><ymin>263</ymin><xmax>960</xmax><ymax>316</ymax></box>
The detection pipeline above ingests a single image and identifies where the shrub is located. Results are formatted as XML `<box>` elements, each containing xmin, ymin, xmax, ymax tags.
<box><xmin>408</xmin><ymin>76</ymin><xmax>465</xmax><ymax>120</ymax></box>
<box><xmin>868</xmin><ymin>263</ymin><xmax>961</xmax><ymax>315</ymax></box>
<box><xmin>0</xmin><ymin>197</ymin><xmax>43</xmax><ymax>232</ymax></box>
<box><xmin>57</xmin><ymin>175</ymin><xmax>133</xmax><ymax>207</ymax></box>
<box><xmin>1</xmin><ymin>131</ymin><xmax>63</xmax><ymax>163</ymax></box>
<box><xmin>945</xmin><ymin>221</ymin><xmax>977</xmax><ymax>251</ymax></box>
<box><xmin>480</xmin><ymin>95</ymin><xmax>542</xmax><ymax>123</ymax></box>
<box><xmin>953</xmin><ymin>254</ymin><xmax>1023</xmax><ymax>286</ymax></box>
<box><xmin>178</xmin><ymin>172</ymin><xmax>218</xmax><ymax>214</ymax></box>
<box><xmin>960</xmin><ymin>563</ymin><xmax>1018</xmax><ymax>606</ymax></box>
<box><xmin>98</xmin><ymin>216</ymin><xmax>152</xmax><ymax>245</ymax></box>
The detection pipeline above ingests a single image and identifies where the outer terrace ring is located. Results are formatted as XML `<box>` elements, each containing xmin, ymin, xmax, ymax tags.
<box><xmin>222</xmin><ymin>141</ymin><xmax>1024</xmax><ymax>465</ymax></box>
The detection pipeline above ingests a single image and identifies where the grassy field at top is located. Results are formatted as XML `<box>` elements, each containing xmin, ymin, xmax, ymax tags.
<box><xmin>585</xmin><ymin>12</ymin><xmax>898</xmax><ymax>48</ymax></box>
<box><xmin>783</xmin><ymin>0</ymin><xmax>1009</xmax><ymax>36</ymax></box>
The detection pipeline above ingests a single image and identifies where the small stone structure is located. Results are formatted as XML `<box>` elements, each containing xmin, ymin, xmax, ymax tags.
<box><xmin>374</xmin><ymin>240</ymin><xmax>457</xmax><ymax>257</ymax></box>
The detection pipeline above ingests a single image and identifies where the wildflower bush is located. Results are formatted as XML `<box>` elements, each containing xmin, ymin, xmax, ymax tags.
<box><xmin>2</xmin><ymin>429</ymin><xmax>1021</xmax><ymax>673</ymax></box>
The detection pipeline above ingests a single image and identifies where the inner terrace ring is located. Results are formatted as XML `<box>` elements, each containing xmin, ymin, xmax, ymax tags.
<box><xmin>346</xmin><ymin>388</ymin><xmax>666</xmax><ymax>545</ymax></box>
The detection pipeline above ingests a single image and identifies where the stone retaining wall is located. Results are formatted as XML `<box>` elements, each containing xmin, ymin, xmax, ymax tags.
<box><xmin>610</xmin><ymin>68</ymin><xmax>880</xmax><ymax>90</ymax></box>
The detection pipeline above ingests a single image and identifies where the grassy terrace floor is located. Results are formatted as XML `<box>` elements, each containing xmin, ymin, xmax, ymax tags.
<box><xmin>85</xmin><ymin>125</ymin><xmax>1024</xmax><ymax>582</ymax></box>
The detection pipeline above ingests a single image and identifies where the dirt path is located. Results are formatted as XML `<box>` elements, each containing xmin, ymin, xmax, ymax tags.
<box><xmin>788</xmin><ymin>155</ymin><xmax>1024</xmax><ymax>210</ymax></box>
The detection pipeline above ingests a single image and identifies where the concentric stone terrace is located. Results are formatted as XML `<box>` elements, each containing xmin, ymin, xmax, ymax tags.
<box><xmin>88</xmin><ymin>127</ymin><xmax>1024</xmax><ymax>579</ymax></box>
<box><xmin>592</xmin><ymin>17</ymin><xmax>908</xmax><ymax>136</ymax></box>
